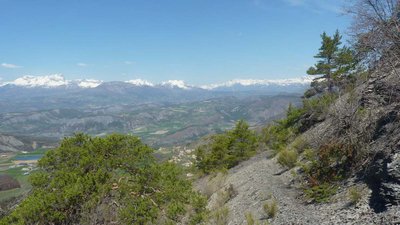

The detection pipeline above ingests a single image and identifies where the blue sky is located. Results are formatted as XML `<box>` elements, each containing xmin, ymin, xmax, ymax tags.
<box><xmin>0</xmin><ymin>0</ymin><xmax>350</xmax><ymax>85</ymax></box>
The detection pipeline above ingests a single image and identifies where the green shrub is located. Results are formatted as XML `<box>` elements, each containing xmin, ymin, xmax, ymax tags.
<box><xmin>309</xmin><ymin>141</ymin><xmax>355</xmax><ymax>184</ymax></box>
<box><xmin>277</xmin><ymin>149</ymin><xmax>298</xmax><ymax>169</ymax></box>
<box><xmin>262</xmin><ymin>125</ymin><xmax>295</xmax><ymax>153</ymax></box>
<box><xmin>262</xmin><ymin>104</ymin><xmax>305</xmax><ymax>154</ymax></box>
<box><xmin>300</xmin><ymin>141</ymin><xmax>359</xmax><ymax>205</ymax></box>
<box><xmin>189</xmin><ymin>194</ymin><xmax>209</xmax><ymax>225</ymax></box>
<box><xmin>304</xmin><ymin>183</ymin><xmax>337</xmax><ymax>203</ymax></box>
<box><xmin>263</xmin><ymin>199</ymin><xmax>278</xmax><ymax>218</ymax></box>
<box><xmin>195</xmin><ymin>120</ymin><xmax>258</xmax><ymax>174</ymax></box>
<box><xmin>1</xmin><ymin>133</ymin><xmax>206</xmax><ymax>225</ymax></box>
<box><xmin>284</xmin><ymin>104</ymin><xmax>305</xmax><ymax>127</ymax></box>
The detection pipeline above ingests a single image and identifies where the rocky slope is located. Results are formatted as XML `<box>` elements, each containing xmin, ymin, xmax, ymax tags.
<box><xmin>299</xmin><ymin>67</ymin><xmax>400</xmax><ymax>211</ymax></box>
<box><xmin>196</xmin><ymin>66</ymin><xmax>400</xmax><ymax>224</ymax></box>
<box><xmin>197</xmin><ymin>152</ymin><xmax>400</xmax><ymax>225</ymax></box>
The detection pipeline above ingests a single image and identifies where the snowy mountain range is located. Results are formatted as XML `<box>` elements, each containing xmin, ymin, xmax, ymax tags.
<box><xmin>0</xmin><ymin>74</ymin><xmax>309</xmax><ymax>149</ymax></box>
<box><xmin>0</xmin><ymin>74</ymin><xmax>312</xmax><ymax>114</ymax></box>
<box><xmin>0</xmin><ymin>74</ymin><xmax>313</xmax><ymax>90</ymax></box>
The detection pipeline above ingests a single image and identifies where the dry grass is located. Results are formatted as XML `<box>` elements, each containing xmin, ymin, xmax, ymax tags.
<box><xmin>209</xmin><ymin>206</ymin><xmax>230</xmax><ymax>225</ymax></box>
<box><xmin>203</xmin><ymin>172</ymin><xmax>227</xmax><ymax>198</ymax></box>
<box><xmin>245</xmin><ymin>212</ymin><xmax>255</xmax><ymax>225</ymax></box>
<box><xmin>263</xmin><ymin>199</ymin><xmax>278</xmax><ymax>219</ymax></box>
<box><xmin>277</xmin><ymin>149</ymin><xmax>298</xmax><ymax>169</ymax></box>
<box><xmin>348</xmin><ymin>186</ymin><xmax>363</xmax><ymax>205</ymax></box>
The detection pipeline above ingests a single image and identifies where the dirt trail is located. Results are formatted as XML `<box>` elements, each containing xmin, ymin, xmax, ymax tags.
<box><xmin>196</xmin><ymin>152</ymin><xmax>400</xmax><ymax>225</ymax></box>
<box><xmin>220</xmin><ymin>152</ymin><xmax>322</xmax><ymax>224</ymax></box>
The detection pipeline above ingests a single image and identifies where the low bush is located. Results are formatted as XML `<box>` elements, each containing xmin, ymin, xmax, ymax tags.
<box><xmin>195</xmin><ymin>120</ymin><xmax>258</xmax><ymax>174</ymax></box>
<box><xmin>277</xmin><ymin>149</ymin><xmax>298</xmax><ymax>169</ymax></box>
<box><xmin>304</xmin><ymin>183</ymin><xmax>337</xmax><ymax>203</ymax></box>
<box><xmin>300</xmin><ymin>141</ymin><xmax>356</xmax><ymax>203</ymax></box>
<box><xmin>262</xmin><ymin>104</ymin><xmax>304</xmax><ymax>153</ymax></box>
<box><xmin>307</xmin><ymin>141</ymin><xmax>355</xmax><ymax>184</ymax></box>
<box><xmin>290</xmin><ymin>136</ymin><xmax>309</xmax><ymax>153</ymax></box>
<box><xmin>348</xmin><ymin>186</ymin><xmax>363</xmax><ymax>205</ymax></box>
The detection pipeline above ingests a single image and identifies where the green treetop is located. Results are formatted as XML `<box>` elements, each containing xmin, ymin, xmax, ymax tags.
<box><xmin>307</xmin><ymin>30</ymin><xmax>356</xmax><ymax>92</ymax></box>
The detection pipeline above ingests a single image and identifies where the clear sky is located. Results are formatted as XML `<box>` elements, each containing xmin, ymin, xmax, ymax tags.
<box><xmin>0</xmin><ymin>0</ymin><xmax>350</xmax><ymax>85</ymax></box>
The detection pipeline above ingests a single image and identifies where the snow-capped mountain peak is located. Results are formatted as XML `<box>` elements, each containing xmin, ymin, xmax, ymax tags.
<box><xmin>74</xmin><ymin>79</ymin><xmax>103</xmax><ymax>88</ymax></box>
<box><xmin>125</xmin><ymin>79</ymin><xmax>154</xmax><ymax>87</ymax></box>
<box><xmin>0</xmin><ymin>75</ymin><xmax>313</xmax><ymax>90</ymax></box>
<box><xmin>6</xmin><ymin>74</ymin><xmax>69</xmax><ymax>88</ymax></box>
<box><xmin>200</xmin><ymin>76</ymin><xmax>313</xmax><ymax>90</ymax></box>
<box><xmin>160</xmin><ymin>80</ymin><xmax>191</xmax><ymax>89</ymax></box>
<box><xmin>0</xmin><ymin>74</ymin><xmax>104</xmax><ymax>88</ymax></box>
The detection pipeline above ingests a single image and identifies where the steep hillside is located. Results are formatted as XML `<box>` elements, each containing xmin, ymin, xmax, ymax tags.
<box><xmin>299</xmin><ymin>67</ymin><xmax>400</xmax><ymax>210</ymax></box>
<box><xmin>194</xmin><ymin>68</ymin><xmax>400</xmax><ymax>224</ymax></box>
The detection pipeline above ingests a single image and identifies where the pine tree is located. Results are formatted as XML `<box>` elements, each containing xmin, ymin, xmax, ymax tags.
<box><xmin>307</xmin><ymin>30</ymin><xmax>356</xmax><ymax>92</ymax></box>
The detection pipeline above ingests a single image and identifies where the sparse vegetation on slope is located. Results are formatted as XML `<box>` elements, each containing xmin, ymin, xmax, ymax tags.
<box><xmin>258</xmin><ymin>30</ymin><xmax>362</xmax><ymax>203</ymax></box>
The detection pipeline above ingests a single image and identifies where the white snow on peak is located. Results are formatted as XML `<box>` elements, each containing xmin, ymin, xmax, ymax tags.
<box><xmin>7</xmin><ymin>74</ymin><xmax>69</xmax><ymax>88</ymax></box>
<box><xmin>125</xmin><ymin>79</ymin><xmax>154</xmax><ymax>87</ymax></box>
<box><xmin>161</xmin><ymin>80</ymin><xmax>190</xmax><ymax>89</ymax></box>
<box><xmin>1</xmin><ymin>75</ymin><xmax>103</xmax><ymax>88</ymax></box>
<box><xmin>75</xmin><ymin>79</ymin><xmax>103</xmax><ymax>88</ymax></box>
<box><xmin>0</xmin><ymin>75</ymin><xmax>313</xmax><ymax>90</ymax></box>
<box><xmin>200</xmin><ymin>76</ymin><xmax>313</xmax><ymax>90</ymax></box>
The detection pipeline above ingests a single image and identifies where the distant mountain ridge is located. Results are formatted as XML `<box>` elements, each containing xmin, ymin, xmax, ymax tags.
<box><xmin>0</xmin><ymin>74</ymin><xmax>312</xmax><ymax>114</ymax></box>
<box><xmin>0</xmin><ymin>74</ymin><xmax>313</xmax><ymax>90</ymax></box>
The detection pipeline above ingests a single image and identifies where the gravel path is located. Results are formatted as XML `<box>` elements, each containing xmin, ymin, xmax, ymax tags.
<box><xmin>221</xmin><ymin>152</ymin><xmax>322</xmax><ymax>224</ymax></box>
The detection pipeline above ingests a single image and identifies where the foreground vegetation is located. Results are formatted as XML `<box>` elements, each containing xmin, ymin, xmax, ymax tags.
<box><xmin>1</xmin><ymin>134</ymin><xmax>207</xmax><ymax>225</ymax></box>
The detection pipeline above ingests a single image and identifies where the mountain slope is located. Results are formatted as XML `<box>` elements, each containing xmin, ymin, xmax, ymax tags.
<box><xmin>193</xmin><ymin>64</ymin><xmax>400</xmax><ymax>224</ymax></box>
<box><xmin>297</xmin><ymin>68</ymin><xmax>400</xmax><ymax>210</ymax></box>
